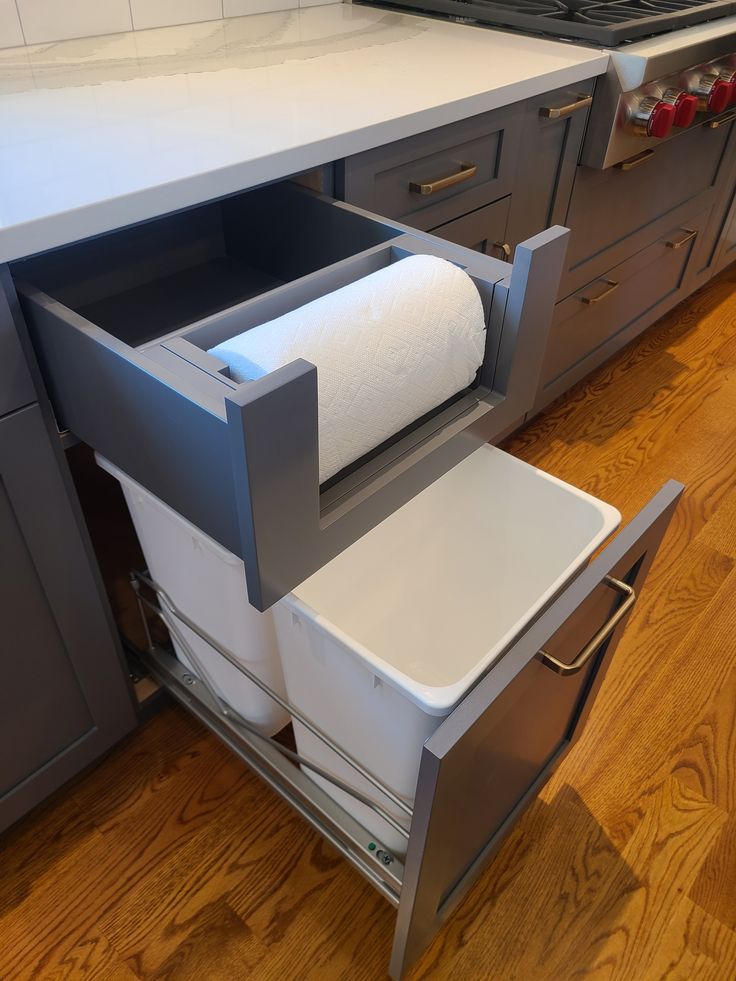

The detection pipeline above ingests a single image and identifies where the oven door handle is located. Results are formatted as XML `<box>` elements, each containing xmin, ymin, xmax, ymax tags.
<box><xmin>539</xmin><ymin>94</ymin><xmax>593</xmax><ymax>119</ymax></box>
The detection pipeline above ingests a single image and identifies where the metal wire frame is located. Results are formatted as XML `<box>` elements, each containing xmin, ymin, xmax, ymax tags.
<box><xmin>130</xmin><ymin>570</ymin><xmax>413</xmax><ymax>843</ymax></box>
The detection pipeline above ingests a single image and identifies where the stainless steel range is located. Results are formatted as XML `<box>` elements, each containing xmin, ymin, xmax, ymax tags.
<box><xmin>366</xmin><ymin>0</ymin><xmax>736</xmax><ymax>167</ymax></box>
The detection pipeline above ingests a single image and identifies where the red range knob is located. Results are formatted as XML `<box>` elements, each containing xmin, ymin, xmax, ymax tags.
<box><xmin>648</xmin><ymin>101</ymin><xmax>676</xmax><ymax>137</ymax></box>
<box><xmin>673</xmin><ymin>92</ymin><xmax>699</xmax><ymax>127</ymax></box>
<box><xmin>708</xmin><ymin>79</ymin><xmax>733</xmax><ymax>113</ymax></box>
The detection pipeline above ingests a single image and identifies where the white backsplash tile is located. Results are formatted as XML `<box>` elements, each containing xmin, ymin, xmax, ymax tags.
<box><xmin>17</xmin><ymin>0</ymin><xmax>133</xmax><ymax>45</ymax></box>
<box><xmin>0</xmin><ymin>0</ymin><xmax>24</xmax><ymax>49</ymax></box>
<box><xmin>130</xmin><ymin>0</ymin><xmax>223</xmax><ymax>31</ymax></box>
<box><xmin>224</xmin><ymin>0</ymin><xmax>299</xmax><ymax>15</ymax></box>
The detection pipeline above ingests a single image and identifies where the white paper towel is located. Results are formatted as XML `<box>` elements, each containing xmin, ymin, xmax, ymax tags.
<box><xmin>209</xmin><ymin>254</ymin><xmax>486</xmax><ymax>484</ymax></box>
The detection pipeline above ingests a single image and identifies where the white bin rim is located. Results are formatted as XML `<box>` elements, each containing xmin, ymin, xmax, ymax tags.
<box><xmin>281</xmin><ymin>445</ymin><xmax>621</xmax><ymax>715</ymax></box>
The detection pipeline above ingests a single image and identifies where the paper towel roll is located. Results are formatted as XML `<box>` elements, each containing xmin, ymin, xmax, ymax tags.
<box><xmin>209</xmin><ymin>254</ymin><xmax>486</xmax><ymax>484</ymax></box>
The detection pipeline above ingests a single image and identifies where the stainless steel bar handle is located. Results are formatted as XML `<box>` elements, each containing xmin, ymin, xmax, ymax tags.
<box><xmin>616</xmin><ymin>149</ymin><xmax>656</xmax><ymax>171</ymax></box>
<box><xmin>409</xmin><ymin>162</ymin><xmax>477</xmax><ymax>196</ymax></box>
<box><xmin>580</xmin><ymin>279</ymin><xmax>619</xmax><ymax>305</ymax></box>
<box><xmin>708</xmin><ymin>111</ymin><xmax>736</xmax><ymax>129</ymax></box>
<box><xmin>538</xmin><ymin>575</ymin><xmax>636</xmax><ymax>677</ymax></box>
<box><xmin>539</xmin><ymin>94</ymin><xmax>593</xmax><ymax>120</ymax></box>
<box><xmin>665</xmin><ymin>228</ymin><xmax>698</xmax><ymax>250</ymax></box>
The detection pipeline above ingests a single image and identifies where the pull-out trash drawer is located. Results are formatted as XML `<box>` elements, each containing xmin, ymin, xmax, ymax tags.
<box><xmin>12</xmin><ymin>180</ymin><xmax>569</xmax><ymax>610</ymax></box>
<box><xmin>134</xmin><ymin>446</ymin><xmax>683</xmax><ymax>980</ymax></box>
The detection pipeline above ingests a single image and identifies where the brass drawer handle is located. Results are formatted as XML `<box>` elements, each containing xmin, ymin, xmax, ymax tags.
<box><xmin>616</xmin><ymin>149</ymin><xmax>656</xmax><ymax>171</ymax></box>
<box><xmin>539</xmin><ymin>575</ymin><xmax>636</xmax><ymax>677</ymax></box>
<box><xmin>580</xmin><ymin>278</ymin><xmax>619</xmax><ymax>305</ymax></box>
<box><xmin>491</xmin><ymin>241</ymin><xmax>511</xmax><ymax>261</ymax></box>
<box><xmin>409</xmin><ymin>162</ymin><xmax>477</xmax><ymax>196</ymax></box>
<box><xmin>665</xmin><ymin>227</ymin><xmax>698</xmax><ymax>250</ymax></box>
<box><xmin>708</xmin><ymin>111</ymin><xmax>736</xmax><ymax>129</ymax></box>
<box><xmin>539</xmin><ymin>94</ymin><xmax>593</xmax><ymax>120</ymax></box>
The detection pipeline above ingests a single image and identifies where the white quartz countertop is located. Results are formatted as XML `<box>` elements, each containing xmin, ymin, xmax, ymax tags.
<box><xmin>0</xmin><ymin>5</ymin><xmax>608</xmax><ymax>263</ymax></box>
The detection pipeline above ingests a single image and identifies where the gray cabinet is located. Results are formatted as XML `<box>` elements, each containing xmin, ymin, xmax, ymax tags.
<box><xmin>338</xmin><ymin>82</ymin><xmax>595</xmax><ymax>260</ymax></box>
<box><xmin>0</xmin><ymin>403</ymin><xmax>136</xmax><ymax>833</ymax></box>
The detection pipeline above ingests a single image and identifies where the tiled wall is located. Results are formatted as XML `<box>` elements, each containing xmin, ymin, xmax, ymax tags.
<box><xmin>0</xmin><ymin>0</ymin><xmax>341</xmax><ymax>49</ymax></box>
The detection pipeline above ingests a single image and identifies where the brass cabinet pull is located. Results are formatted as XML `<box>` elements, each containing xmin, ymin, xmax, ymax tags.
<box><xmin>665</xmin><ymin>227</ymin><xmax>698</xmax><ymax>250</ymax></box>
<box><xmin>538</xmin><ymin>575</ymin><xmax>636</xmax><ymax>677</ymax></box>
<box><xmin>409</xmin><ymin>162</ymin><xmax>477</xmax><ymax>196</ymax></box>
<box><xmin>491</xmin><ymin>241</ymin><xmax>511</xmax><ymax>260</ymax></box>
<box><xmin>539</xmin><ymin>94</ymin><xmax>593</xmax><ymax>120</ymax></box>
<box><xmin>580</xmin><ymin>278</ymin><xmax>619</xmax><ymax>305</ymax></box>
<box><xmin>708</xmin><ymin>111</ymin><xmax>736</xmax><ymax>129</ymax></box>
<box><xmin>616</xmin><ymin>149</ymin><xmax>656</xmax><ymax>171</ymax></box>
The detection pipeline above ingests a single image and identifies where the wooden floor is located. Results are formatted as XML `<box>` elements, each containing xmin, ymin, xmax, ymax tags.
<box><xmin>2</xmin><ymin>264</ymin><xmax>736</xmax><ymax>981</ymax></box>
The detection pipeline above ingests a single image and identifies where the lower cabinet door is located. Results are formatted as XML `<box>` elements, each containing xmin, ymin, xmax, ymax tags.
<box><xmin>0</xmin><ymin>404</ymin><xmax>136</xmax><ymax>832</ymax></box>
<box><xmin>390</xmin><ymin>480</ymin><xmax>683</xmax><ymax>978</ymax></box>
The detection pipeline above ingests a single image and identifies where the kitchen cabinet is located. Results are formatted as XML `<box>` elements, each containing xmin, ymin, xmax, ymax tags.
<box><xmin>713</xmin><ymin>185</ymin><xmax>736</xmax><ymax>273</ymax></box>
<box><xmin>338</xmin><ymin>81</ymin><xmax>595</xmax><ymax>260</ymax></box>
<box><xmin>0</xmin><ymin>276</ymin><xmax>137</xmax><ymax>834</ymax></box>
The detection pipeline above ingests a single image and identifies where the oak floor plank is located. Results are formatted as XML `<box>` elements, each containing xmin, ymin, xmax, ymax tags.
<box><xmin>1</xmin><ymin>265</ymin><xmax>735</xmax><ymax>980</ymax></box>
<box><xmin>39</xmin><ymin>933</ymin><xmax>139</xmax><ymax>981</ymax></box>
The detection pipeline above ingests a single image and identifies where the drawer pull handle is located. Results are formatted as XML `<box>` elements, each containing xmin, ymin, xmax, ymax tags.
<box><xmin>580</xmin><ymin>279</ymin><xmax>619</xmax><ymax>305</ymax></box>
<box><xmin>708</xmin><ymin>111</ymin><xmax>736</xmax><ymax>129</ymax></box>
<box><xmin>539</xmin><ymin>94</ymin><xmax>593</xmax><ymax>120</ymax></box>
<box><xmin>538</xmin><ymin>575</ymin><xmax>636</xmax><ymax>677</ymax></box>
<box><xmin>616</xmin><ymin>149</ymin><xmax>656</xmax><ymax>171</ymax></box>
<box><xmin>491</xmin><ymin>241</ymin><xmax>511</xmax><ymax>261</ymax></box>
<box><xmin>665</xmin><ymin>227</ymin><xmax>698</xmax><ymax>250</ymax></box>
<box><xmin>409</xmin><ymin>162</ymin><xmax>477</xmax><ymax>196</ymax></box>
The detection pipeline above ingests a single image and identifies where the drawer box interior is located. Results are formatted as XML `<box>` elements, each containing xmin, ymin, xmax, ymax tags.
<box><xmin>15</xmin><ymin>183</ymin><xmax>403</xmax><ymax>348</ymax></box>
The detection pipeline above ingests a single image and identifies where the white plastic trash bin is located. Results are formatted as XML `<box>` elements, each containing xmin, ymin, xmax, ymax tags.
<box><xmin>96</xmin><ymin>454</ymin><xmax>290</xmax><ymax>736</ymax></box>
<box><xmin>273</xmin><ymin>444</ymin><xmax>621</xmax><ymax>857</ymax></box>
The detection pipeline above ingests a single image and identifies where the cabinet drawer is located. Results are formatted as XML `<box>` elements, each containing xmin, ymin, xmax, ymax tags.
<box><xmin>338</xmin><ymin>106</ymin><xmax>523</xmax><ymax>232</ymax></box>
<box><xmin>540</xmin><ymin>209</ymin><xmax>707</xmax><ymax>391</ymax></box>
<box><xmin>13</xmin><ymin>181</ymin><xmax>568</xmax><ymax>611</ymax></box>
<box><xmin>563</xmin><ymin>120</ymin><xmax>733</xmax><ymax>295</ymax></box>
<box><xmin>429</xmin><ymin>197</ymin><xmax>511</xmax><ymax>258</ymax></box>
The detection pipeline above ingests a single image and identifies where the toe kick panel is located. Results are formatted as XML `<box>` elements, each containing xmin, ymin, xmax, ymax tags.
<box><xmin>13</xmin><ymin>181</ymin><xmax>569</xmax><ymax>610</ymax></box>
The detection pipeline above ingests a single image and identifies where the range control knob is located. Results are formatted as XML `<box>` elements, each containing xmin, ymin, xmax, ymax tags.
<box><xmin>662</xmin><ymin>88</ymin><xmax>699</xmax><ymax>128</ymax></box>
<box><xmin>629</xmin><ymin>96</ymin><xmax>676</xmax><ymax>138</ymax></box>
<box><xmin>691</xmin><ymin>73</ymin><xmax>734</xmax><ymax>113</ymax></box>
<box><xmin>716</xmin><ymin>67</ymin><xmax>736</xmax><ymax>103</ymax></box>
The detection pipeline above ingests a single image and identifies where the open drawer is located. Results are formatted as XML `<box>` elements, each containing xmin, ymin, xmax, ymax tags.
<box><xmin>133</xmin><ymin>462</ymin><xmax>683</xmax><ymax>979</ymax></box>
<box><xmin>12</xmin><ymin>181</ymin><xmax>569</xmax><ymax>610</ymax></box>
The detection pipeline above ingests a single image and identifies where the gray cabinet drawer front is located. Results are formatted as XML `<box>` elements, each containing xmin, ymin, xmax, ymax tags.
<box><xmin>14</xmin><ymin>182</ymin><xmax>569</xmax><ymax>610</ymax></box>
<box><xmin>391</xmin><ymin>480</ymin><xmax>683</xmax><ymax>978</ymax></box>
<box><xmin>541</xmin><ymin>208</ymin><xmax>707</xmax><ymax>390</ymax></box>
<box><xmin>339</xmin><ymin>107</ymin><xmax>523</xmax><ymax>232</ymax></box>
<box><xmin>429</xmin><ymin>197</ymin><xmax>511</xmax><ymax>257</ymax></box>
<box><xmin>563</xmin><ymin>121</ymin><xmax>733</xmax><ymax>296</ymax></box>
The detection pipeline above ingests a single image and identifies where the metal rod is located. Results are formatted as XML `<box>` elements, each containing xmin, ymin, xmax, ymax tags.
<box><xmin>157</xmin><ymin>603</ymin><xmax>410</xmax><ymax>841</ymax></box>
<box><xmin>132</xmin><ymin>570</ymin><xmax>414</xmax><ymax>820</ymax></box>
<box><xmin>143</xmin><ymin>645</ymin><xmax>402</xmax><ymax>904</ymax></box>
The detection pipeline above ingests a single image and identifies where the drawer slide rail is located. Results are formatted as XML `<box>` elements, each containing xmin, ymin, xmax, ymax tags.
<box><xmin>131</xmin><ymin>570</ymin><xmax>409</xmax><ymax>891</ymax></box>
